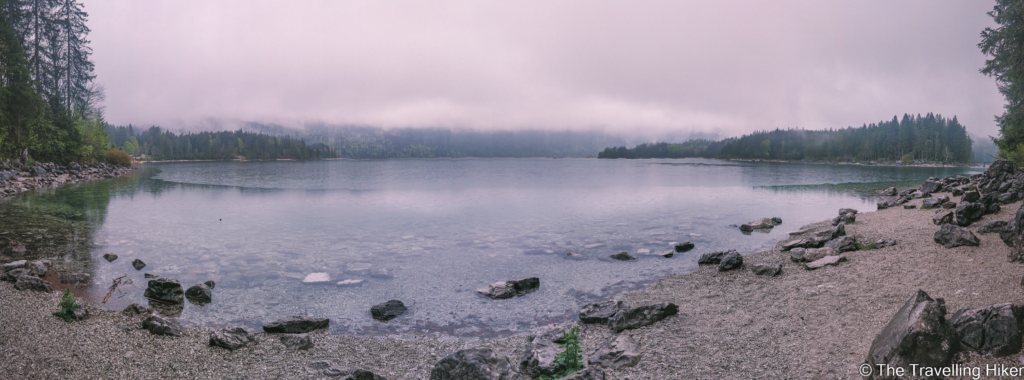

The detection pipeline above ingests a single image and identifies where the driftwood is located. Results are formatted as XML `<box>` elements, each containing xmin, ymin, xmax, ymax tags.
<box><xmin>102</xmin><ymin>274</ymin><xmax>127</xmax><ymax>304</ymax></box>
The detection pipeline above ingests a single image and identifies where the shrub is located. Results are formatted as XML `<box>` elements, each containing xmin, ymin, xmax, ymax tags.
<box><xmin>105</xmin><ymin>148</ymin><xmax>132</xmax><ymax>167</ymax></box>
<box><xmin>856</xmin><ymin>242</ymin><xmax>879</xmax><ymax>250</ymax></box>
<box><xmin>53</xmin><ymin>289</ymin><xmax>81</xmax><ymax>322</ymax></box>
<box><xmin>540</xmin><ymin>327</ymin><xmax>584</xmax><ymax>379</ymax></box>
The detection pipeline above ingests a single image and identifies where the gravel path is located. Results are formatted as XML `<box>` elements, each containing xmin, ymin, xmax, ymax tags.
<box><xmin>2</xmin><ymin>191</ymin><xmax>1023</xmax><ymax>379</ymax></box>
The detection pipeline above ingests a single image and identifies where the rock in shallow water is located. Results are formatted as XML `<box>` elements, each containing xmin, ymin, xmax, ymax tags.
<box><xmin>102</xmin><ymin>253</ymin><xmax>117</xmax><ymax>262</ymax></box>
<box><xmin>185</xmin><ymin>283</ymin><xmax>212</xmax><ymax>305</ymax></box>
<box><xmin>674</xmin><ymin>241</ymin><xmax>694</xmax><ymax>252</ymax></box>
<box><xmin>144</xmin><ymin>278</ymin><xmax>184</xmax><ymax>305</ymax></box>
<box><xmin>263</xmin><ymin>316</ymin><xmax>330</xmax><ymax>333</ymax></box>
<box><xmin>14</xmin><ymin>276</ymin><xmax>53</xmax><ymax>292</ymax></box>
<box><xmin>132</xmin><ymin>259</ymin><xmax>146</xmax><ymax>270</ymax></box>
<box><xmin>122</xmin><ymin>303</ymin><xmax>153</xmax><ymax>317</ymax></box>
<box><xmin>698</xmin><ymin>249</ymin><xmax>736</xmax><ymax>264</ymax></box>
<box><xmin>609</xmin><ymin>251</ymin><xmax>635</xmax><ymax>261</ymax></box>
<box><xmin>371</xmin><ymin>300</ymin><xmax>407</xmax><ymax>322</ymax></box>
<box><xmin>302</xmin><ymin>272</ymin><xmax>330</xmax><ymax>283</ymax></box>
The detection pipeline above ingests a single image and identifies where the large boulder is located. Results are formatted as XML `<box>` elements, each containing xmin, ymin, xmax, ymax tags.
<box><xmin>697</xmin><ymin>249</ymin><xmax>736</xmax><ymax>265</ymax></box>
<box><xmin>933</xmin><ymin>224</ymin><xmax>980</xmax><ymax>248</ymax></box>
<box><xmin>978</xmin><ymin>220</ymin><xmax>1009</xmax><ymax>234</ymax></box>
<box><xmin>429</xmin><ymin>348</ymin><xmax>521</xmax><ymax>380</ymax></box>
<box><xmin>209</xmin><ymin>327</ymin><xmax>254</xmax><ymax>350</ymax></box>
<box><xmin>717</xmin><ymin>251</ymin><xmax>743</xmax><ymax>271</ymax></box>
<box><xmin>920</xmin><ymin>180</ymin><xmax>942</xmax><ymax>195</ymax></box>
<box><xmin>932</xmin><ymin>210</ymin><xmax>954</xmax><ymax>226</ymax></box>
<box><xmin>185</xmin><ymin>284</ymin><xmax>212</xmax><ymax>305</ymax></box>
<box><xmin>371</xmin><ymin>300</ymin><xmax>407</xmax><ymax>322</ymax></box>
<box><xmin>962</xmin><ymin>190</ymin><xmax>981</xmax><ymax>203</ymax></box>
<box><xmin>144</xmin><ymin>278</ymin><xmax>184</xmax><ymax>305</ymax></box>
<box><xmin>949</xmin><ymin>303</ymin><xmax>1024</xmax><ymax>357</ymax></box>
<box><xmin>954</xmin><ymin>202</ymin><xmax>986</xmax><ymax>227</ymax></box>
<box><xmin>1011</xmin><ymin>204</ymin><xmax>1024</xmax><ymax>262</ymax></box>
<box><xmin>262</xmin><ymin>316</ymin><xmax>330</xmax><ymax>333</ymax></box>
<box><xmin>607</xmin><ymin>303</ymin><xmax>679</xmax><ymax>332</ymax></box>
<box><xmin>824</xmin><ymin>236</ymin><xmax>858</xmax><ymax>253</ymax></box>
<box><xmin>984</xmin><ymin>159</ymin><xmax>1017</xmax><ymax>179</ymax></box>
<box><xmin>578</xmin><ymin>300</ymin><xmax>629</xmax><ymax>324</ymax></box>
<box><xmin>588</xmin><ymin>334</ymin><xmax>641</xmax><ymax>369</ymax></box>
<box><xmin>478</xmin><ymin>278</ymin><xmax>540</xmax><ymax>299</ymax></box>
<box><xmin>864</xmin><ymin>290</ymin><xmax>956</xmax><ymax>379</ymax></box>
<box><xmin>142</xmin><ymin>314</ymin><xmax>184</xmax><ymax>336</ymax></box>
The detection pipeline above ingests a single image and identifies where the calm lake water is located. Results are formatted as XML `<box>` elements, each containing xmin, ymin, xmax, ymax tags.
<box><xmin>0</xmin><ymin>158</ymin><xmax>980</xmax><ymax>336</ymax></box>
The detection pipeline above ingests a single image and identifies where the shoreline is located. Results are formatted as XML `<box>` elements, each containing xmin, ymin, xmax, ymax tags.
<box><xmin>1</xmin><ymin>170</ymin><xmax>1022</xmax><ymax>378</ymax></box>
<box><xmin>0</xmin><ymin>162</ymin><xmax>134</xmax><ymax>199</ymax></box>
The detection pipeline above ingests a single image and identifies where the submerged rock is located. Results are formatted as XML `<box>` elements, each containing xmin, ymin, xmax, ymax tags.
<box><xmin>478</xmin><ymin>277</ymin><xmax>540</xmax><ymax>299</ymax></box>
<box><xmin>204</xmin><ymin>280</ymin><xmax>215</xmax><ymax>289</ymax></box>
<box><xmin>132</xmin><ymin>259</ymin><xmax>146</xmax><ymax>270</ymax></box>
<box><xmin>739</xmin><ymin>217</ymin><xmax>780</xmax><ymax>231</ymax></box>
<box><xmin>185</xmin><ymin>283</ymin><xmax>212</xmax><ymax>305</ymax></box>
<box><xmin>263</xmin><ymin>316</ymin><xmax>330</xmax><ymax>333</ymax></box>
<box><xmin>302</xmin><ymin>272</ymin><xmax>330</xmax><ymax>283</ymax></box>
<box><xmin>371</xmin><ymin>300</ymin><xmax>407</xmax><ymax>322</ymax></box>
<box><xmin>122</xmin><ymin>303</ymin><xmax>153</xmax><ymax>317</ymax></box>
<box><xmin>609</xmin><ymin>251</ymin><xmax>635</xmax><ymax>261</ymax></box>
<box><xmin>102</xmin><ymin>253</ymin><xmax>118</xmax><ymax>262</ymax></box>
<box><xmin>674</xmin><ymin>242</ymin><xmax>694</xmax><ymax>252</ymax></box>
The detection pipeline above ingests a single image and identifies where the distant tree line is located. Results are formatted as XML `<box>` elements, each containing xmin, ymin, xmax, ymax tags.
<box><xmin>0</xmin><ymin>0</ymin><xmax>111</xmax><ymax>165</ymax></box>
<box><xmin>599</xmin><ymin>113</ymin><xmax>975</xmax><ymax>164</ymax></box>
<box><xmin>105</xmin><ymin>125</ymin><xmax>335</xmax><ymax>161</ymax></box>
<box><xmin>247</xmin><ymin>123</ymin><xmax>629</xmax><ymax>158</ymax></box>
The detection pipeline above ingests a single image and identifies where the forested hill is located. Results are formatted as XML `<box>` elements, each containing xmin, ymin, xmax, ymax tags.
<box><xmin>105</xmin><ymin>125</ymin><xmax>335</xmax><ymax>160</ymax></box>
<box><xmin>599</xmin><ymin>113</ymin><xmax>978</xmax><ymax>164</ymax></box>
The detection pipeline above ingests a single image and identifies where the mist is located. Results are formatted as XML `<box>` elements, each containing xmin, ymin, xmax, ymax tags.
<box><xmin>88</xmin><ymin>1</ymin><xmax>1003</xmax><ymax>140</ymax></box>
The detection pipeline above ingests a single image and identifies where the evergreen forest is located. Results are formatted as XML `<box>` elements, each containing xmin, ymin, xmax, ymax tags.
<box><xmin>599</xmin><ymin>113</ymin><xmax>978</xmax><ymax>164</ymax></box>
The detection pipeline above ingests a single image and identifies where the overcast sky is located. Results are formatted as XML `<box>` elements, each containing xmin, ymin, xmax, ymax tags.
<box><xmin>88</xmin><ymin>1</ymin><xmax>1003</xmax><ymax>139</ymax></box>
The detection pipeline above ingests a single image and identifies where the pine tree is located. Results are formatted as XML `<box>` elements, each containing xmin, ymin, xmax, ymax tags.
<box><xmin>980</xmin><ymin>0</ymin><xmax>1024</xmax><ymax>164</ymax></box>
<box><xmin>55</xmin><ymin>0</ymin><xmax>92</xmax><ymax>116</ymax></box>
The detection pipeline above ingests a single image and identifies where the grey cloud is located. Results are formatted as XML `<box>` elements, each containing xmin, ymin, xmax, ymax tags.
<box><xmin>87</xmin><ymin>0</ymin><xmax>1004</xmax><ymax>139</ymax></box>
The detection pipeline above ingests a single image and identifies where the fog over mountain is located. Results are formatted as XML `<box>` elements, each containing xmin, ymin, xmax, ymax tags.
<box><xmin>89</xmin><ymin>1</ymin><xmax>1003</xmax><ymax>140</ymax></box>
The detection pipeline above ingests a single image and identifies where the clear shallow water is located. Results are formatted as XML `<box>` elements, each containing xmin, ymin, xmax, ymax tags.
<box><xmin>0</xmin><ymin>158</ymin><xmax>980</xmax><ymax>336</ymax></box>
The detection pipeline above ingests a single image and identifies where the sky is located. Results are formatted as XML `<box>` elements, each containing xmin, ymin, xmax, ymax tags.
<box><xmin>87</xmin><ymin>0</ymin><xmax>1004</xmax><ymax>140</ymax></box>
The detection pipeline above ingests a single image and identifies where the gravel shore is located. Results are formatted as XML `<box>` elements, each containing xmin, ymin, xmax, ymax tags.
<box><xmin>2</xmin><ymin>190</ymin><xmax>1023</xmax><ymax>379</ymax></box>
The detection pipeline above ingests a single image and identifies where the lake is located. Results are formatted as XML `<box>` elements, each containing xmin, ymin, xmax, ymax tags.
<box><xmin>0</xmin><ymin>158</ymin><xmax>979</xmax><ymax>336</ymax></box>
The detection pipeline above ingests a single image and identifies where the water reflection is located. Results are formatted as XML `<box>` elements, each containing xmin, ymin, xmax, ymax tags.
<box><xmin>0</xmin><ymin>159</ymin><xmax>981</xmax><ymax>337</ymax></box>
